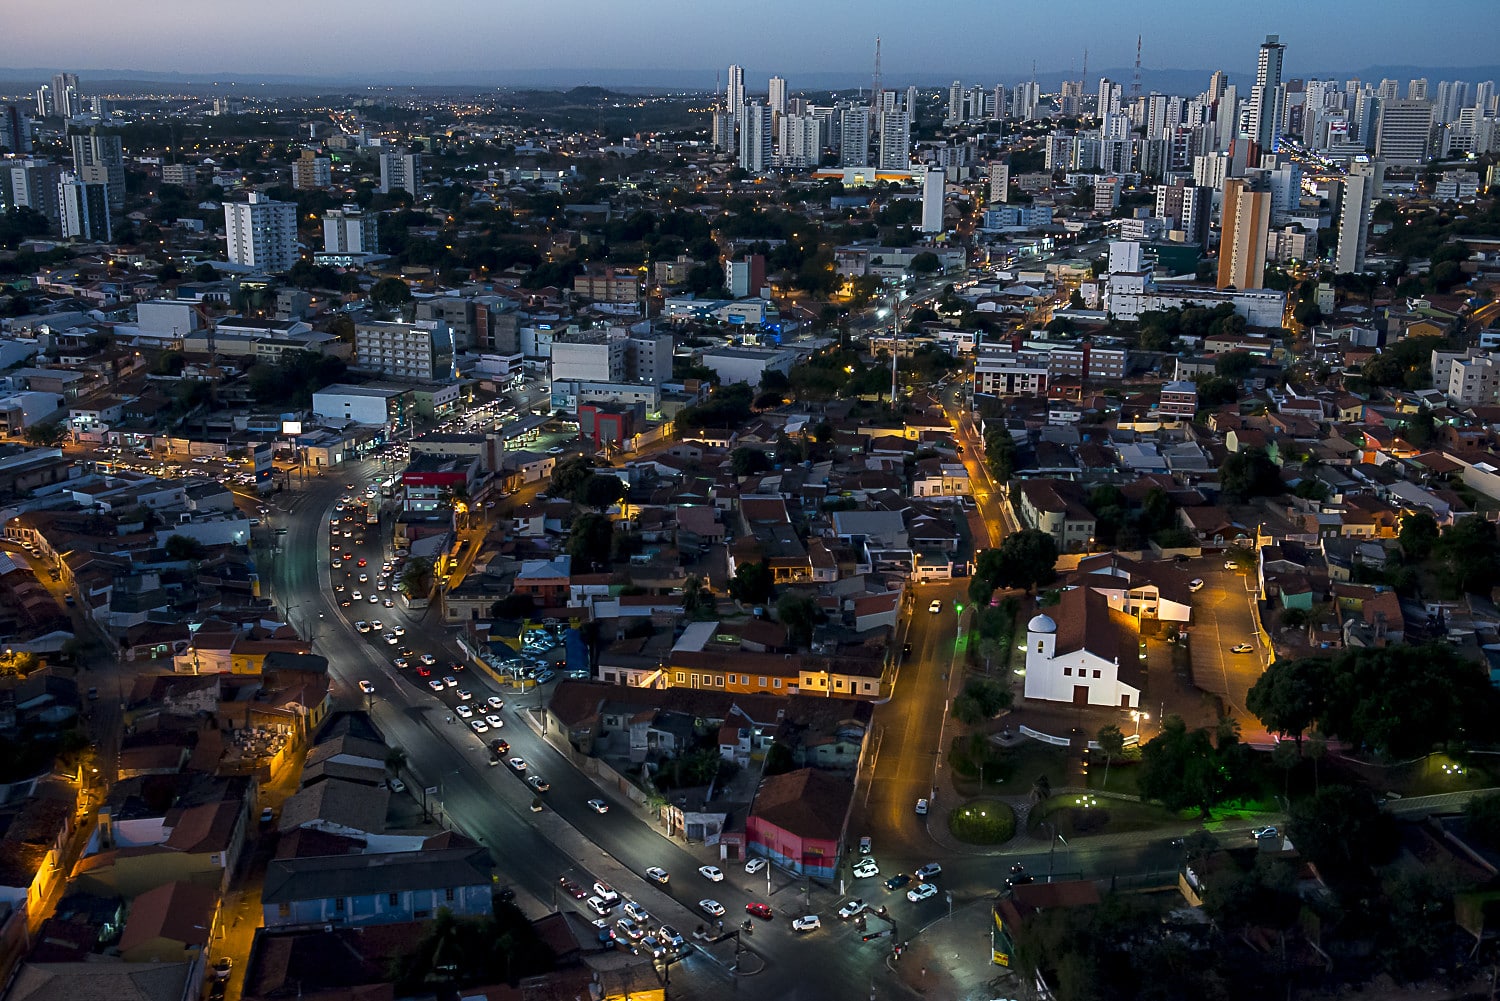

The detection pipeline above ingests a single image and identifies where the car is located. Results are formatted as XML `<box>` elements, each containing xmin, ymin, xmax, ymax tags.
<box><xmin>399</xmin><ymin>647</ymin><xmax>415</xmax><ymax>658</ymax></box>
<box><xmin>640</xmin><ymin>934</ymin><xmax>666</xmax><ymax>958</ymax></box>
<box><xmin>354</xmin><ymin>620</ymin><xmax>371</xmax><ymax>633</ymax></box>
<box><xmin>382</xmin><ymin>633</ymin><xmax>398</xmax><ymax>645</ymax></box>
<box><xmin>1224</xmin><ymin>560</ymin><xmax>1238</xmax><ymax>570</ymax></box>
<box><xmin>527</xmin><ymin>775</ymin><xmax>550</xmax><ymax>792</ymax></box>
<box><xmin>907</xmin><ymin>882</ymin><xmax>939</xmax><ymax>903</ymax></box>
<box><xmin>699</xmin><ymin>865</ymin><xmax>724</xmax><ymax>882</ymax></box>
<box><xmin>392</xmin><ymin>657</ymin><xmax>409</xmax><ymax>670</ymax></box>
<box><xmin>744</xmin><ymin>858</ymin><xmax>766</xmax><ymax>875</ymax></box>
<box><xmin>486</xmin><ymin>696</ymin><xmax>505</xmax><ymax>709</ymax></box>
<box><xmin>421</xmin><ymin>654</ymin><xmax>438</xmax><ymax>666</ymax></box>
<box><xmin>428</xmin><ymin>679</ymin><xmax>445</xmax><ymax>693</ymax></box>
<box><xmin>858</xmin><ymin>835</ymin><xmax>872</xmax><ymax>854</ymax></box>
<box><xmin>885</xmin><ymin>873</ymin><xmax>911</xmax><ymax>891</ymax></box>
<box><xmin>490</xmin><ymin>739</ymin><xmax>510</xmax><ymax>756</ymax></box>
<box><xmin>658</xmin><ymin>924</ymin><xmax>685</xmax><ymax>948</ymax></box>
<box><xmin>358</xmin><ymin>680</ymin><xmax>375</xmax><ymax>694</ymax></box>
<box><xmin>357</xmin><ymin>558</ymin><xmax>367</xmax><ymax>567</ymax></box>
<box><xmin>623</xmin><ymin>901</ymin><xmax>649</xmax><ymax>923</ymax></box>
<box><xmin>791</xmin><ymin>914</ymin><xmax>821</xmax><ymax>932</ymax></box>
<box><xmin>915</xmin><ymin>798</ymin><xmax>929</xmax><ymax>816</ymax></box>
<box><xmin>387</xmin><ymin>777</ymin><xmax>406</xmax><ymax>794</ymax></box>
<box><xmin>852</xmin><ymin>859</ymin><xmax>880</xmax><ymax>879</ymax></box>
<box><xmin>1005</xmin><ymin>873</ymin><xmax>1034</xmax><ymax>888</ymax></box>
<box><xmin>699</xmin><ymin>899</ymin><xmax>725</xmax><ymax>918</ymax></box>
<box><xmin>470</xmin><ymin>720</ymin><xmax>489</xmax><ymax>734</ymax></box>
<box><xmin>368</xmin><ymin>594</ymin><xmax>380</xmax><ymax>604</ymax></box>
<box><xmin>456</xmin><ymin>704</ymin><xmax>474</xmax><ymax>718</ymax></box>
<box><xmin>587</xmin><ymin>799</ymin><xmax>609</xmax><ymax>814</ymax></box>
<box><xmin>358</xmin><ymin>573</ymin><xmax>369</xmax><ymax>583</ymax></box>
<box><xmin>929</xmin><ymin>599</ymin><xmax>943</xmax><ymax>614</ymax></box>
<box><xmin>485</xmin><ymin>715</ymin><xmax>504</xmax><ymax>728</ymax></box>
<box><xmin>586</xmin><ymin>896</ymin><xmax>613</xmax><ymax>916</ymax></box>
<box><xmin>559</xmin><ymin>877</ymin><xmax>586</xmax><ymax>899</ymax></box>
<box><xmin>593</xmin><ymin>881</ymin><xmax>619</xmax><ymax>902</ymax></box>
<box><xmin>535</xmin><ymin>669</ymin><xmax>556</xmax><ymax>684</ymax></box>
<box><xmin>745</xmin><ymin>902</ymin><xmax>773</xmax><ymax>920</ymax></box>
<box><xmin>393</xmin><ymin>626</ymin><xmax>406</xmax><ymax>637</ymax></box>
<box><xmin>616</xmin><ymin>917</ymin><xmax>645</xmax><ymax>940</ymax></box>
<box><xmin>383</xmin><ymin>598</ymin><xmax>394</xmax><ymax>607</ymax></box>
<box><xmin>901</xmin><ymin>642</ymin><xmax>912</xmax><ymax>660</ymax></box>
<box><xmin>351</xmin><ymin>590</ymin><xmax>362</xmax><ymax>601</ymax></box>
<box><xmin>1252</xmin><ymin>825</ymin><xmax>1280</xmax><ymax>840</ymax></box>
<box><xmin>914</xmin><ymin>862</ymin><xmax>943</xmax><ymax>880</ymax></box>
<box><xmin>1188</xmin><ymin>578</ymin><xmax>1206</xmax><ymax>592</ymax></box>
<box><xmin>342</xmin><ymin>552</ymin><xmax>352</xmax><ymax>561</ymax></box>
<box><xmin>1232</xmin><ymin>643</ymin><xmax>1254</xmax><ymax>654</ymax></box>
<box><xmin>211</xmin><ymin>957</ymin><xmax>233</xmax><ymax>981</ymax></box>
<box><xmin>837</xmin><ymin>899</ymin><xmax>866</xmax><ymax>920</ymax></box>
<box><xmin>644</xmin><ymin>866</ymin><xmax>669</xmax><ymax>886</ymax></box>
<box><xmin>331</xmin><ymin>560</ymin><xmax>343</xmax><ymax>570</ymax></box>
<box><xmin>456</xmin><ymin>689</ymin><xmax>473</xmax><ymax>701</ymax></box>
<box><xmin>1010</xmin><ymin>863</ymin><xmax>1028</xmax><ymax>875</ymax></box>
<box><xmin>416</xmin><ymin>665</ymin><xmax>431</xmax><ymax>677</ymax></box>
<box><xmin>449</xmin><ymin>661</ymin><xmax>465</xmax><ymax>672</ymax></box>
<box><xmin>443</xmin><ymin>676</ymin><xmax>458</xmax><ymax>688</ymax></box>
<box><xmin>259</xmin><ymin>806</ymin><xmax>274</xmax><ymax>827</ymax></box>
<box><xmin>508</xmin><ymin>757</ymin><xmax>527</xmax><ymax>772</ymax></box>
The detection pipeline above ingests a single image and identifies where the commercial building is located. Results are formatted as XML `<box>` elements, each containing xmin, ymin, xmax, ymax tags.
<box><xmin>973</xmin><ymin>348</ymin><xmax>1049</xmax><ymax>396</ymax></box>
<box><xmin>627</xmin><ymin>332</ymin><xmax>673</xmax><ymax>385</ymax></box>
<box><xmin>224</xmin><ymin>193</ymin><xmax>298</xmax><ymax>273</ymax></box>
<box><xmin>353</xmin><ymin>319</ymin><xmax>452</xmax><ymax>382</ymax></box>
<box><xmin>573</xmin><ymin>268</ymin><xmax>640</xmax><ymax>304</ymax></box>
<box><xmin>725</xmin><ymin>255</ymin><xmax>766</xmax><ymax>298</ymax></box>
<box><xmin>1217</xmin><ymin>177</ymin><xmax>1271</xmax><ymax>290</ymax></box>
<box><xmin>1375</xmin><ymin>99</ymin><xmax>1434</xmax><ymax>164</ymax></box>
<box><xmin>699</xmin><ymin>346</ymin><xmax>797</xmax><ymax>386</ymax></box>
<box><xmin>551</xmin><ymin>330</ymin><xmax>626</xmax><ymax>384</ymax></box>
<box><xmin>920</xmin><ymin>167</ymin><xmax>944</xmax><ymax>233</ymax></box>
<box><xmin>312</xmin><ymin>384</ymin><xmax>411</xmax><ymax>428</ymax></box>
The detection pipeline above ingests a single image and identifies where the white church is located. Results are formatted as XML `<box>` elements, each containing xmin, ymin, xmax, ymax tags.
<box><xmin>1022</xmin><ymin>586</ymin><xmax>1144</xmax><ymax>708</ymax></box>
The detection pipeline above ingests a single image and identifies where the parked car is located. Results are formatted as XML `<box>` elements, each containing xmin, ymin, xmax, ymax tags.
<box><xmin>744</xmin><ymin>858</ymin><xmax>766</xmax><ymax>875</ymax></box>
<box><xmin>699</xmin><ymin>865</ymin><xmax>725</xmax><ymax>882</ymax></box>
<box><xmin>852</xmin><ymin>859</ymin><xmax>880</xmax><ymax>879</ymax></box>
<box><xmin>915</xmin><ymin>798</ymin><xmax>929</xmax><ymax>815</ymax></box>
<box><xmin>1188</xmin><ymin>578</ymin><xmax>1206</xmax><ymax>592</ymax></box>
<box><xmin>884</xmin><ymin>873</ymin><xmax>911</xmax><ymax>892</ymax></box>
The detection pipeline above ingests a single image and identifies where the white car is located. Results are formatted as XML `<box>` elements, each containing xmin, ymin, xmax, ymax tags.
<box><xmin>485</xmin><ymin>715</ymin><xmax>504</xmax><ymax>728</ymax></box>
<box><xmin>914</xmin><ymin>862</ymin><xmax>942</xmax><ymax>880</ymax></box>
<box><xmin>699</xmin><ymin>865</ymin><xmax>724</xmax><ymax>882</ymax></box>
<box><xmin>420</xmin><ymin>654</ymin><xmax>437</xmax><ymax>666</ymax></box>
<box><xmin>1231</xmin><ymin>643</ymin><xmax>1254</xmax><ymax>654</ymax></box>
<box><xmin>928</xmin><ymin>599</ymin><xmax>943</xmax><ymax>614</ymax></box>
<box><xmin>443</xmin><ymin>676</ymin><xmax>458</xmax><ymax>688</ymax></box>
<box><xmin>470</xmin><ymin>720</ymin><xmax>489</xmax><ymax>734</ymax></box>
<box><xmin>456</xmin><ymin>705</ymin><xmax>474</xmax><ymax>718</ymax></box>
<box><xmin>487</xmin><ymin>696</ymin><xmax>505</xmax><ymax>709</ymax></box>
<box><xmin>915</xmin><ymin>798</ymin><xmax>929</xmax><ymax>816</ymax></box>
<box><xmin>644</xmin><ymin>867</ymin><xmax>669</xmax><ymax>885</ymax></box>
<box><xmin>382</xmin><ymin>633</ymin><xmax>398</xmax><ymax>645</ymax></box>
<box><xmin>586</xmin><ymin>895</ymin><xmax>613</xmax><ymax>916</ymax></box>
<box><xmin>508</xmin><ymin>757</ymin><xmax>527</xmax><ymax>772</ymax></box>
<box><xmin>837</xmin><ymin>899</ymin><xmax>866</xmax><ymax>919</ymax></box>
<box><xmin>358</xmin><ymin>680</ymin><xmax>375</xmax><ymax>694</ymax></box>
<box><xmin>392</xmin><ymin>625</ymin><xmax>406</xmax><ymax>637</ymax></box>
<box><xmin>387</xmin><ymin>777</ymin><xmax>405</xmax><ymax>794</ymax></box>
<box><xmin>852</xmin><ymin>859</ymin><xmax>880</xmax><ymax>879</ymax></box>
<box><xmin>588</xmin><ymin>799</ymin><xmax>610</xmax><ymax>814</ymax></box>
<box><xmin>791</xmin><ymin>914</ymin><xmax>821</xmax><ymax>932</ymax></box>
<box><xmin>1224</xmin><ymin>560</ymin><xmax>1238</xmax><ymax>571</ymax></box>
<box><xmin>351</xmin><ymin>590</ymin><xmax>362</xmax><ymax>600</ymax></box>
<box><xmin>456</xmin><ymin>689</ymin><xmax>473</xmax><ymax>701</ymax></box>
<box><xmin>623</xmin><ymin>900</ymin><xmax>649</xmax><ymax>922</ymax></box>
<box><xmin>907</xmin><ymin>882</ymin><xmax>939</xmax><ymax>903</ymax></box>
<box><xmin>428</xmin><ymin>679</ymin><xmax>445</xmax><ymax>692</ymax></box>
<box><xmin>354</xmin><ymin>620</ymin><xmax>371</xmax><ymax>633</ymax></box>
<box><xmin>393</xmin><ymin>657</ymin><xmax>409</xmax><ymax>669</ymax></box>
<box><xmin>1188</xmin><ymin>578</ymin><xmax>1206</xmax><ymax>592</ymax></box>
<box><xmin>744</xmin><ymin>858</ymin><xmax>766</xmax><ymax>875</ymax></box>
<box><xmin>699</xmin><ymin>899</ymin><xmax>725</xmax><ymax>918</ymax></box>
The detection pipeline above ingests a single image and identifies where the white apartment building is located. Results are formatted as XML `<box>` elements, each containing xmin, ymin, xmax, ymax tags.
<box><xmin>1431</xmin><ymin>348</ymin><xmax>1500</xmax><ymax>407</ymax></box>
<box><xmin>323</xmin><ymin>205</ymin><xmax>379</xmax><ymax>255</ymax></box>
<box><xmin>1375</xmin><ymin>99</ymin><xmax>1435</xmax><ymax>165</ymax></box>
<box><xmin>738</xmin><ymin>103</ymin><xmax>773</xmax><ymax>175</ymax></box>
<box><xmin>378</xmin><ymin>150</ymin><xmax>422</xmax><ymax>196</ymax></box>
<box><xmin>224</xmin><ymin>192</ymin><xmax>298</xmax><ymax>272</ymax></box>
<box><xmin>973</xmin><ymin>348</ymin><xmax>1048</xmax><ymax>396</ymax></box>
<box><xmin>778</xmin><ymin>114</ymin><xmax>822</xmax><ymax>170</ymax></box>
<box><xmin>353</xmin><ymin>319</ymin><xmax>452</xmax><ymax>382</ymax></box>
<box><xmin>877</xmin><ymin>110</ymin><xmax>910</xmax><ymax>171</ymax></box>
<box><xmin>551</xmin><ymin>331</ymin><xmax>626</xmax><ymax>384</ymax></box>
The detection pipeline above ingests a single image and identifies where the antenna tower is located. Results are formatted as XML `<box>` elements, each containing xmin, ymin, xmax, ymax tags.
<box><xmin>1130</xmin><ymin>35</ymin><xmax>1142</xmax><ymax>101</ymax></box>
<box><xmin>871</xmin><ymin>36</ymin><xmax>882</xmax><ymax>114</ymax></box>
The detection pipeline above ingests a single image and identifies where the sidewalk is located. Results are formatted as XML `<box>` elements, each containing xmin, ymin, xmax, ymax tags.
<box><xmin>885</xmin><ymin>898</ymin><xmax>1021</xmax><ymax>1001</ymax></box>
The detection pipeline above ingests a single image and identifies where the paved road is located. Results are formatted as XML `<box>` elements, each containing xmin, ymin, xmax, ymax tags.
<box><xmin>1186</xmin><ymin>565</ymin><xmax>1266</xmax><ymax>723</ymax></box>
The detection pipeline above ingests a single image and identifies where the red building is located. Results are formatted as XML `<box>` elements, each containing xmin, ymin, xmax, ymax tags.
<box><xmin>577</xmin><ymin>404</ymin><xmax>635</xmax><ymax>450</ymax></box>
<box><xmin>744</xmin><ymin>768</ymin><xmax>852</xmax><ymax>878</ymax></box>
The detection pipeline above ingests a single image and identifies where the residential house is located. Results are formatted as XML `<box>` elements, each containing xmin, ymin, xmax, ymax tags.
<box><xmin>261</xmin><ymin>846</ymin><xmax>493</xmax><ymax>930</ymax></box>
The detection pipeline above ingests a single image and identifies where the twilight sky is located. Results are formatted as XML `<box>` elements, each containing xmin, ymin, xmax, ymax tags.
<box><xmin>9</xmin><ymin>0</ymin><xmax>1499</xmax><ymax>81</ymax></box>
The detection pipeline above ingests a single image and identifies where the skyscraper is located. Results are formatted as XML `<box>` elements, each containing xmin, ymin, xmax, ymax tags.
<box><xmin>947</xmin><ymin>81</ymin><xmax>964</xmax><ymax>124</ymax></box>
<box><xmin>737</xmin><ymin>102</ymin><xmax>773</xmax><ymax>175</ymax></box>
<box><xmin>1247</xmin><ymin>34</ymin><xmax>1286</xmax><ymax>153</ymax></box>
<box><xmin>0</xmin><ymin>106</ymin><xmax>32</xmax><ymax>153</ymax></box>
<box><xmin>920</xmin><ymin>167</ymin><xmax>945</xmax><ymax>233</ymax></box>
<box><xmin>1407</xmin><ymin>78</ymin><xmax>1430</xmax><ymax>101</ymax></box>
<box><xmin>224</xmin><ymin>192</ymin><xmax>298</xmax><ymax>272</ymax></box>
<box><xmin>839</xmin><ymin>106</ymin><xmax>869</xmax><ymax>168</ymax></box>
<box><xmin>378</xmin><ymin>150</ymin><xmax>421</xmax><ymax>196</ymax></box>
<box><xmin>877</xmin><ymin>110</ymin><xmax>910</xmax><ymax>170</ymax></box>
<box><xmin>51</xmin><ymin>73</ymin><xmax>82</xmax><ymax>118</ymax></box>
<box><xmin>70</xmin><ymin>129</ymin><xmax>124</xmax><ymax>217</ymax></box>
<box><xmin>58</xmin><ymin>172</ymin><xmax>111</xmax><ymax>242</ymax></box>
<box><xmin>1217</xmin><ymin>177</ymin><xmax>1271</xmax><ymax>290</ymax></box>
<box><xmin>768</xmin><ymin>76</ymin><xmax>788</xmax><ymax>118</ymax></box>
<box><xmin>1375</xmin><ymin>99</ymin><xmax>1434</xmax><ymax>164</ymax></box>
<box><xmin>778</xmin><ymin>113</ymin><xmax>822</xmax><ymax>170</ymax></box>
<box><xmin>711</xmin><ymin>111</ymin><xmax>736</xmax><ymax>152</ymax></box>
<box><xmin>1333</xmin><ymin>158</ymin><xmax>1382</xmax><ymax>274</ymax></box>
<box><xmin>726</xmin><ymin>65</ymin><xmax>746</xmax><ymax>124</ymax></box>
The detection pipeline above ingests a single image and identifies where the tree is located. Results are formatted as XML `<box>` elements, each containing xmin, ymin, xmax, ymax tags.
<box><xmin>1215</xmin><ymin>351</ymin><xmax>1255</xmax><ymax>380</ymax></box>
<box><xmin>1317</xmin><ymin>645</ymin><xmax>1498</xmax><ymax>758</ymax></box>
<box><xmin>728</xmin><ymin>561</ymin><xmax>773</xmax><ymax>605</ymax></box>
<box><xmin>547</xmin><ymin>456</ymin><xmax>594</xmax><ymax>503</ymax></box>
<box><xmin>1247</xmin><ymin>656</ymin><xmax>1326</xmax><ymax>748</ymax></box>
<box><xmin>400</xmin><ymin>557</ymin><xmax>434</xmax><ymax>598</ymax></box>
<box><xmin>23</xmin><ymin>422</ymin><xmax>67</xmax><ymax>447</ymax></box>
<box><xmin>730</xmin><ymin>447</ymin><xmax>772</xmax><ymax>477</ymax></box>
<box><xmin>1291</xmin><ymin>299</ymin><xmax>1323</xmax><ymax>327</ymax></box>
<box><xmin>775</xmin><ymin>591</ymin><xmax>819</xmax><ymax>647</ymax></box>
<box><xmin>385</xmin><ymin>747</ymin><xmax>408</xmax><ymax>777</ymax></box>
<box><xmin>1137</xmin><ymin>715</ymin><xmax>1245</xmax><ymax>818</ymax></box>
<box><xmin>1095</xmin><ymin>723</ymin><xmax>1126</xmax><ymax>788</ymax></box>
<box><xmin>1397</xmin><ymin>510</ymin><xmax>1440</xmax><ymax>563</ymax></box>
<box><xmin>762</xmin><ymin>741</ymin><xmax>796</xmax><ymax>776</ymax></box>
<box><xmin>682</xmin><ymin>575</ymin><xmax>715</xmax><ymax>619</ymax></box>
<box><xmin>909</xmin><ymin>251</ymin><xmax>941</xmax><ymax>276</ymax></box>
<box><xmin>578</xmin><ymin>474</ymin><xmax>625</xmax><ymax>512</ymax></box>
<box><xmin>971</xmin><ymin>529</ymin><xmax>1058</xmax><ymax>600</ymax></box>
<box><xmin>1434</xmin><ymin>515</ymin><xmax>1500</xmax><ymax>594</ymax></box>
<box><xmin>1218</xmin><ymin>448</ymin><xmax>1283</xmax><ymax>502</ymax></box>
<box><xmin>0</xmin><ymin>650</ymin><xmax>40</xmax><ymax>677</ymax></box>
<box><xmin>164</xmin><ymin>534</ymin><xmax>207</xmax><ymax>560</ymax></box>
<box><xmin>370</xmin><ymin>276</ymin><xmax>413</xmax><ymax>307</ymax></box>
<box><xmin>1464</xmin><ymin>791</ymin><xmax>1500</xmax><ymax>851</ymax></box>
<box><xmin>1286</xmin><ymin>784</ymin><xmax>1397</xmax><ymax>889</ymax></box>
<box><xmin>565</xmin><ymin>513</ymin><xmax>614</xmax><ymax>571</ymax></box>
<box><xmin>1067</xmin><ymin>289</ymin><xmax>1086</xmax><ymax>309</ymax></box>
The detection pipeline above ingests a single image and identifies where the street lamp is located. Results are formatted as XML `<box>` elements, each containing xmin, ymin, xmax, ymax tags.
<box><xmin>1130</xmin><ymin>710</ymin><xmax>1149</xmax><ymax>737</ymax></box>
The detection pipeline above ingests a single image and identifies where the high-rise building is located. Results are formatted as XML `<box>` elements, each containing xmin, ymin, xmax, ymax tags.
<box><xmin>1208</xmin><ymin>71</ymin><xmax>1229</xmax><ymax>102</ymax></box>
<box><xmin>991</xmin><ymin>85</ymin><xmax>1007</xmax><ymax>121</ymax></box>
<box><xmin>778</xmin><ymin>113</ymin><xmax>822</xmax><ymax>170</ymax></box>
<box><xmin>987</xmin><ymin>161</ymin><xmax>1010</xmax><ymax>203</ymax></box>
<box><xmin>34</xmin><ymin>86</ymin><xmax>51</xmax><ymax>119</ymax></box>
<box><xmin>1436</xmin><ymin>81</ymin><xmax>1467</xmax><ymax>124</ymax></box>
<box><xmin>378</xmin><ymin>150</ymin><xmax>421</xmax><ymax>196</ymax></box>
<box><xmin>1476</xmin><ymin>82</ymin><xmax>1496</xmax><ymax>115</ymax></box>
<box><xmin>224</xmin><ymin>192</ymin><xmax>298</xmax><ymax>272</ymax></box>
<box><xmin>1216</xmin><ymin>84</ymin><xmax>1240</xmax><ymax>150</ymax></box>
<box><xmin>1375</xmin><ymin>98</ymin><xmax>1434</xmax><ymax>164</ymax></box>
<box><xmin>1</xmin><ymin>159</ymin><xmax>62</xmax><ymax>231</ymax></box>
<box><xmin>292</xmin><ymin>150</ymin><xmax>332</xmax><ymax>190</ymax></box>
<box><xmin>920</xmin><ymin>167</ymin><xmax>945</xmax><ymax>233</ymax></box>
<box><xmin>1247</xmin><ymin>34</ymin><xmax>1286</xmax><ymax>153</ymax></box>
<box><xmin>1013</xmin><ymin>81</ymin><xmax>1041</xmax><ymax>121</ymax></box>
<box><xmin>0</xmin><ymin>105</ymin><xmax>32</xmax><ymax>153</ymax></box>
<box><xmin>711</xmin><ymin>111</ymin><xmax>735</xmax><ymax>151</ymax></box>
<box><xmin>839</xmin><ymin>106</ymin><xmax>869</xmax><ymax>167</ymax></box>
<box><xmin>947</xmin><ymin>81</ymin><xmax>964</xmax><ymax>124</ymax></box>
<box><xmin>906</xmin><ymin>85</ymin><xmax>920</xmax><ymax>116</ymax></box>
<box><xmin>71</xmin><ymin>129</ymin><xmax>124</xmax><ymax>217</ymax></box>
<box><xmin>877</xmin><ymin>110</ymin><xmax>910</xmax><ymax>170</ymax></box>
<box><xmin>1060</xmin><ymin>80</ymin><xmax>1083</xmax><ymax>118</ymax></box>
<box><xmin>768</xmin><ymin>76</ymin><xmax>788</xmax><ymax>118</ymax></box>
<box><xmin>323</xmin><ymin>205</ymin><xmax>379</xmax><ymax>255</ymax></box>
<box><xmin>1408</xmin><ymin>78</ymin><xmax>1430</xmax><ymax>101</ymax></box>
<box><xmin>1333</xmin><ymin>158</ymin><xmax>1382</xmax><ymax>274</ymax></box>
<box><xmin>57</xmin><ymin>172</ymin><xmax>111</xmax><ymax>242</ymax></box>
<box><xmin>51</xmin><ymin>73</ymin><xmax>82</xmax><ymax>118</ymax></box>
<box><xmin>1217</xmin><ymin>177</ymin><xmax>1271</xmax><ymax>290</ymax></box>
<box><xmin>1353</xmin><ymin>88</ymin><xmax>1380</xmax><ymax>147</ymax></box>
<box><xmin>737</xmin><ymin>102</ymin><xmax>773</xmax><ymax>174</ymax></box>
<box><xmin>726</xmin><ymin>65</ymin><xmax>746</xmax><ymax>124</ymax></box>
<box><xmin>1377</xmin><ymin>79</ymin><xmax>1401</xmax><ymax>101</ymax></box>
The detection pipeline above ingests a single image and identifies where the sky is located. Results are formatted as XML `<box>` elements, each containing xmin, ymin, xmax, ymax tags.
<box><xmin>9</xmin><ymin>0</ymin><xmax>1500</xmax><ymax>82</ymax></box>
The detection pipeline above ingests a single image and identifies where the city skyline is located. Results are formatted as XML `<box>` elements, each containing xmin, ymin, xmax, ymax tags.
<box><xmin>6</xmin><ymin>0</ymin><xmax>1500</xmax><ymax>83</ymax></box>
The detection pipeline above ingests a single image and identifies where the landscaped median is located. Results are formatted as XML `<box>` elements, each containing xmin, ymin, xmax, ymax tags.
<box><xmin>947</xmin><ymin>798</ymin><xmax>1016</xmax><ymax>845</ymax></box>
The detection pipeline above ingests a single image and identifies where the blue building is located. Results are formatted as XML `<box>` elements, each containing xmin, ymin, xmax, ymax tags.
<box><xmin>262</xmin><ymin>846</ymin><xmax>493</xmax><ymax>929</ymax></box>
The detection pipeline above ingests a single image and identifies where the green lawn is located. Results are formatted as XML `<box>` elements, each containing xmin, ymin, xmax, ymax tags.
<box><xmin>949</xmin><ymin>737</ymin><xmax>1069</xmax><ymax>798</ymax></box>
<box><xmin>1028</xmin><ymin>793</ymin><xmax>1182</xmax><ymax>839</ymax></box>
<box><xmin>1330</xmin><ymin>751</ymin><xmax>1500</xmax><ymax>797</ymax></box>
<box><xmin>948</xmin><ymin>799</ymin><xmax>1017</xmax><ymax>845</ymax></box>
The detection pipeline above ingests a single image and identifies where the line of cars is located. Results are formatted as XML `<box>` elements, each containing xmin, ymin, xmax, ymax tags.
<box><xmin>565</xmin><ymin>878</ymin><xmax>687</xmax><ymax>959</ymax></box>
